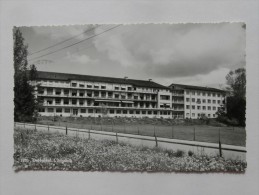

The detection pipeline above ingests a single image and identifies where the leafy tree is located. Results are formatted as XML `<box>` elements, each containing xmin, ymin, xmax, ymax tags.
<box><xmin>29</xmin><ymin>64</ymin><xmax>38</xmax><ymax>81</ymax></box>
<box><xmin>217</xmin><ymin>68</ymin><xmax>246</xmax><ymax>126</ymax></box>
<box><xmin>13</xmin><ymin>27</ymin><xmax>38</xmax><ymax>122</ymax></box>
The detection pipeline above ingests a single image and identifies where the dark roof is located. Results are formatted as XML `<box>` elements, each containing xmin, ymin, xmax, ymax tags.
<box><xmin>169</xmin><ymin>83</ymin><xmax>225</xmax><ymax>93</ymax></box>
<box><xmin>36</xmin><ymin>71</ymin><xmax>169</xmax><ymax>89</ymax></box>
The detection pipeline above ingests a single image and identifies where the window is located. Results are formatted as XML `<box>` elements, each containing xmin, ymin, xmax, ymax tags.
<box><xmin>197</xmin><ymin>92</ymin><xmax>201</xmax><ymax>96</ymax></box>
<box><xmin>208</xmin><ymin>106</ymin><xmax>211</xmax><ymax>110</ymax></box>
<box><xmin>64</xmin><ymin>89</ymin><xmax>69</xmax><ymax>95</ymax></box>
<box><xmin>192</xmin><ymin>98</ymin><xmax>195</xmax><ymax>102</ymax></box>
<box><xmin>123</xmin><ymin>110</ymin><xmax>127</xmax><ymax>114</ymax></box>
<box><xmin>79</xmin><ymin>100</ymin><xmax>84</xmax><ymax>105</ymax></box>
<box><xmin>115</xmin><ymin>87</ymin><xmax>119</xmax><ymax>90</ymax></box>
<box><xmin>217</xmin><ymin>93</ymin><xmax>221</xmax><ymax>97</ymax></box>
<box><xmin>186</xmin><ymin>98</ymin><xmax>190</xmax><ymax>102</ymax></box>
<box><xmin>208</xmin><ymin>114</ymin><xmax>211</xmax><ymax>117</ymax></box>
<box><xmin>38</xmin><ymin>108</ymin><xmax>45</xmax><ymax>112</ymax></box>
<box><xmin>202</xmin><ymin>92</ymin><xmax>206</xmax><ymax>96</ymax></box>
<box><xmin>109</xmin><ymin>110</ymin><xmax>114</xmax><ymax>114</ymax></box>
<box><xmin>213</xmin><ymin>106</ymin><xmax>216</xmax><ymax>110</ymax></box>
<box><xmin>80</xmin><ymin>109</ymin><xmax>86</xmax><ymax>113</ymax></box>
<box><xmin>47</xmin><ymin>108</ymin><xmax>54</xmax><ymax>112</ymax></box>
<box><xmin>79</xmin><ymin>84</ymin><xmax>84</xmax><ymax>88</ymax></box>
<box><xmin>94</xmin><ymin>85</ymin><xmax>99</xmax><ymax>89</ymax></box>
<box><xmin>87</xmin><ymin>85</ymin><xmax>92</xmax><ymax>88</ymax></box>
<box><xmin>117</xmin><ymin>110</ymin><xmax>121</xmax><ymax>114</ymax></box>
<box><xmin>213</xmin><ymin>100</ymin><xmax>216</xmax><ymax>104</ymax></box>
<box><xmin>197</xmin><ymin>106</ymin><xmax>201</xmax><ymax>110</ymax></box>
<box><xmin>72</xmin><ymin>99</ymin><xmax>77</xmax><ymax>105</ymax></box>
<box><xmin>203</xmin><ymin>106</ymin><xmax>206</xmax><ymax>110</ymax></box>
<box><xmin>213</xmin><ymin>93</ymin><xmax>216</xmax><ymax>97</ymax></box>
<box><xmin>186</xmin><ymin>105</ymin><xmax>190</xmax><ymax>109</ymax></box>
<box><xmin>72</xmin><ymin>90</ymin><xmax>77</xmax><ymax>96</ymax></box>
<box><xmin>197</xmin><ymin>98</ymin><xmax>201</xmax><ymax>103</ymax></box>
<box><xmin>56</xmin><ymin>108</ymin><xmax>62</xmax><ymax>113</ymax></box>
<box><xmin>47</xmin><ymin>99</ymin><xmax>53</xmax><ymax>105</ymax></box>
<box><xmin>186</xmin><ymin>113</ymin><xmax>189</xmax><ymax>117</ymax></box>
<box><xmin>186</xmin><ymin>90</ymin><xmax>190</xmax><ymax>95</ymax></box>
<box><xmin>47</xmin><ymin>89</ymin><xmax>53</xmax><ymax>95</ymax></box>
<box><xmin>121</xmin><ymin>87</ymin><xmax>126</xmax><ymax>91</ymax></box>
<box><xmin>134</xmin><ymin>96</ymin><xmax>138</xmax><ymax>100</ymax></box>
<box><xmin>101</xmin><ymin>92</ymin><xmax>106</xmax><ymax>97</ymax></box>
<box><xmin>87</xmin><ymin>92</ymin><xmax>92</xmax><ymax>97</ymax></box>
<box><xmin>115</xmin><ymin>94</ymin><xmax>119</xmax><ymax>98</ymax></box>
<box><xmin>55</xmin><ymin>98</ymin><xmax>61</xmax><ymax>105</ymax></box>
<box><xmin>160</xmin><ymin>95</ymin><xmax>170</xmax><ymax>100</ymax></box>
<box><xmin>88</xmin><ymin>109</ymin><xmax>93</xmax><ymax>113</ymax></box>
<box><xmin>192</xmin><ymin>113</ymin><xmax>195</xmax><ymax>117</ymax></box>
<box><xmin>72</xmin><ymin>83</ymin><xmax>77</xmax><ymax>87</ymax></box>
<box><xmin>108</xmin><ymin>92</ymin><xmax>113</xmax><ymax>98</ymax></box>
<box><xmin>79</xmin><ymin>91</ymin><xmax>84</xmax><ymax>97</ymax></box>
<box><xmin>213</xmin><ymin>114</ymin><xmax>215</xmax><ymax>117</ymax></box>
<box><xmin>217</xmin><ymin>100</ymin><xmax>221</xmax><ymax>104</ymax></box>
<box><xmin>136</xmin><ymin>110</ymin><xmax>140</xmax><ymax>114</ymax></box>
<box><xmin>121</xmin><ymin>95</ymin><xmax>126</xmax><ymax>99</ymax></box>
<box><xmin>202</xmin><ymin>99</ymin><xmax>206</xmax><ymax>103</ymax></box>
<box><xmin>192</xmin><ymin>91</ymin><xmax>195</xmax><ymax>95</ymax></box>
<box><xmin>148</xmin><ymin>111</ymin><xmax>152</xmax><ymax>115</ymax></box>
<box><xmin>129</xmin><ymin>110</ymin><xmax>134</xmax><ymax>114</ymax></box>
<box><xmin>128</xmin><ymin>87</ymin><xmax>132</xmax><ymax>91</ymax></box>
<box><xmin>38</xmin><ymin>88</ymin><xmax>44</xmax><ymax>95</ymax></box>
<box><xmin>94</xmin><ymin>92</ymin><xmax>99</xmax><ymax>97</ymax></box>
<box><xmin>142</xmin><ymin>111</ymin><xmax>146</xmax><ymax>114</ymax></box>
<box><xmin>101</xmin><ymin>86</ymin><xmax>106</xmax><ymax>89</ymax></box>
<box><xmin>208</xmin><ymin>99</ymin><xmax>211</xmax><ymax>103</ymax></box>
<box><xmin>64</xmin><ymin>99</ymin><xmax>69</xmax><ymax>105</ymax></box>
<box><xmin>208</xmin><ymin>93</ymin><xmax>211</xmax><ymax>97</ymax></box>
<box><xmin>64</xmin><ymin>108</ymin><xmax>70</xmax><ymax>113</ymax></box>
<box><xmin>192</xmin><ymin>105</ymin><xmax>195</xmax><ymax>110</ymax></box>
<box><xmin>154</xmin><ymin>111</ymin><xmax>157</xmax><ymax>115</ymax></box>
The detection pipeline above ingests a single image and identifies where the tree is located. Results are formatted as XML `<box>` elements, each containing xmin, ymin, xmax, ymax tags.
<box><xmin>225</xmin><ymin>68</ymin><xmax>246</xmax><ymax>99</ymax></box>
<box><xmin>13</xmin><ymin>27</ymin><xmax>38</xmax><ymax>122</ymax></box>
<box><xmin>29</xmin><ymin>64</ymin><xmax>38</xmax><ymax>81</ymax></box>
<box><xmin>217</xmin><ymin>68</ymin><xmax>246</xmax><ymax>126</ymax></box>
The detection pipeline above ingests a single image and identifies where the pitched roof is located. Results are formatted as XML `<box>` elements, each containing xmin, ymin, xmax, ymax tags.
<box><xmin>36</xmin><ymin>71</ymin><xmax>169</xmax><ymax>89</ymax></box>
<box><xmin>169</xmin><ymin>83</ymin><xmax>225</xmax><ymax>93</ymax></box>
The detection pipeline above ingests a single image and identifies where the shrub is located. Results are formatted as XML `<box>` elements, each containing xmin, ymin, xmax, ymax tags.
<box><xmin>175</xmin><ymin>150</ymin><xmax>184</xmax><ymax>157</ymax></box>
<box><xmin>188</xmin><ymin>150</ymin><xmax>194</xmax><ymax>157</ymax></box>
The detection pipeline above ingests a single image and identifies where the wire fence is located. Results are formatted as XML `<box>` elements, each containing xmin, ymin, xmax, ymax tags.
<box><xmin>22</xmin><ymin>117</ymin><xmax>247</xmax><ymax>147</ymax></box>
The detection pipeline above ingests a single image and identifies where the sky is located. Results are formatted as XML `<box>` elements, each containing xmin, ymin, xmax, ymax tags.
<box><xmin>20</xmin><ymin>23</ymin><xmax>246</xmax><ymax>88</ymax></box>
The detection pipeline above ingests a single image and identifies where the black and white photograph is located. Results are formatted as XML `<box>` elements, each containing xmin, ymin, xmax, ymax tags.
<box><xmin>13</xmin><ymin>23</ymin><xmax>247</xmax><ymax>172</ymax></box>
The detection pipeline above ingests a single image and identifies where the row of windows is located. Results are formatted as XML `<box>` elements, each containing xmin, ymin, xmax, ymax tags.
<box><xmin>186</xmin><ymin>98</ymin><xmax>222</xmax><ymax>104</ymax></box>
<box><xmin>39</xmin><ymin>108</ymin><xmax>171</xmax><ymax>115</ymax></box>
<box><xmin>186</xmin><ymin>105</ymin><xmax>220</xmax><ymax>110</ymax></box>
<box><xmin>186</xmin><ymin>90</ymin><xmax>222</xmax><ymax>97</ymax></box>
<box><xmin>186</xmin><ymin>113</ymin><xmax>216</xmax><ymax>118</ymax></box>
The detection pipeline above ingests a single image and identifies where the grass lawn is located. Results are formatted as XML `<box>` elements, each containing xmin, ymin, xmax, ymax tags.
<box><xmin>13</xmin><ymin>128</ymin><xmax>246</xmax><ymax>172</ymax></box>
<box><xmin>36</xmin><ymin>116</ymin><xmax>246</xmax><ymax>146</ymax></box>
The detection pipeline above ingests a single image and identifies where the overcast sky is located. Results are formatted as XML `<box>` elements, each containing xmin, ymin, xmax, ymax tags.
<box><xmin>20</xmin><ymin>23</ymin><xmax>245</xmax><ymax>88</ymax></box>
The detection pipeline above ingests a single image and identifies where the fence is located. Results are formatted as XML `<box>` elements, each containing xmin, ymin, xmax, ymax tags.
<box><xmin>14</xmin><ymin>122</ymin><xmax>246</xmax><ymax>160</ymax></box>
<box><xmin>33</xmin><ymin>117</ymin><xmax>246</xmax><ymax>146</ymax></box>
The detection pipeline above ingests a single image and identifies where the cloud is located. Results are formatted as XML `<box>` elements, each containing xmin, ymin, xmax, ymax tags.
<box><xmin>66</xmin><ymin>52</ymin><xmax>98</xmax><ymax>64</ymax></box>
<box><xmin>93</xmin><ymin>23</ymin><xmax>245</xmax><ymax>78</ymax></box>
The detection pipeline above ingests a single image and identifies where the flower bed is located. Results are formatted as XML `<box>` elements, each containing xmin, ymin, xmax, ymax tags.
<box><xmin>13</xmin><ymin>128</ymin><xmax>246</xmax><ymax>172</ymax></box>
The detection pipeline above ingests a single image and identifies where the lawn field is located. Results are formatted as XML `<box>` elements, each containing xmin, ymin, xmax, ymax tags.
<box><xmin>36</xmin><ymin>116</ymin><xmax>246</xmax><ymax>146</ymax></box>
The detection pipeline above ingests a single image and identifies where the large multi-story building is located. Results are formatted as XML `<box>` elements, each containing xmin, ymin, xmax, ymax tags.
<box><xmin>169</xmin><ymin>84</ymin><xmax>226</xmax><ymax>119</ymax></box>
<box><xmin>35</xmin><ymin>71</ymin><xmax>173</xmax><ymax>118</ymax></box>
<box><xmin>33</xmin><ymin>71</ymin><xmax>226</xmax><ymax>119</ymax></box>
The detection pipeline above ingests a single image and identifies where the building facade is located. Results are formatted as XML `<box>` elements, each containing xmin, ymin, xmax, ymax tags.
<box><xmin>169</xmin><ymin>84</ymin><xmax>226</xmax><ymax>119</ymax></box>
<box><xmin>35</xmin><ymin>71</ymin><xmax>173</xmax><ymax>118</ymax></box>
<box><xmin>34</xmin><ymin>71</ymin><xmax>225</xmax><ymax>119</ymax></box>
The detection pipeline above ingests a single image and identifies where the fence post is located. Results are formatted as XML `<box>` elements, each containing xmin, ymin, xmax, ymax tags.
<box><xmin>193</xmin><ymin>127</ymin><xmax>196</xmax><ymax>141</ymax></box>
<box><xmin>34</xmin><ymin>123</ymin><xmax>37</xmax><ymax>131</ymax></box>
<box><xmin>124</xmin><ymin>122</ymin><xmax>126</xmax><ymax>134</ymax></box>
<box><xmin>88</xmin><ymin>129</ymin><xmax>91</xmax><ymax>139</ymax></box>
<box><xmin>154</xmin><ymin>135</ymin><xmax>158</xmax><ymax>147</ymax></box>
<box><xmin>219</xmin><ymin>141</ymin><xmax>222</xmax><ymax>157</ymax></box>
<box><xmin>116</xmin><ymin>132</ymin><xmax>118</xmax><ymax>143</ymax></box>
<box><xmin>137</xmin><ymin>126</ymin><xmax>140</xmax><ymax>135</ymax></box>
<box><xmin>66</xmin><ymin>126</ymin><xmax>68</xmax><ymax>135</ymax></box>
<box><xmin>172</xmin><ymin>126</ymin><xmax>174</xmax><ymax>139</ymax></box>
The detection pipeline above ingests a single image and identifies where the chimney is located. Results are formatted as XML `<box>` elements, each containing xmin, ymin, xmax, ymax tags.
<box><xmin>148</xmin><ymin>79</ymin><xmax>152</xmax><ymax>82</ymax></box>
<box><xmin>124</xmin><ymin>76</ymin><xmax>128</xmax><ymax>80</ymax></box>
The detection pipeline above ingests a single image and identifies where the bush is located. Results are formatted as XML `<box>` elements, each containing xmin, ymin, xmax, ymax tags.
<box><xmin>188</xmin><ymin>150</ymin><xmax>194</xmax><ymax>157</ymax></box>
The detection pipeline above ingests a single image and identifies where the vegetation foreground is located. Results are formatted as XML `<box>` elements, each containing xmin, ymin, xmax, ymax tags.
<box><xmin>13</xmin><ymin>128</ymin><xmax>246</xmax><ymax>172</ymax></box>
